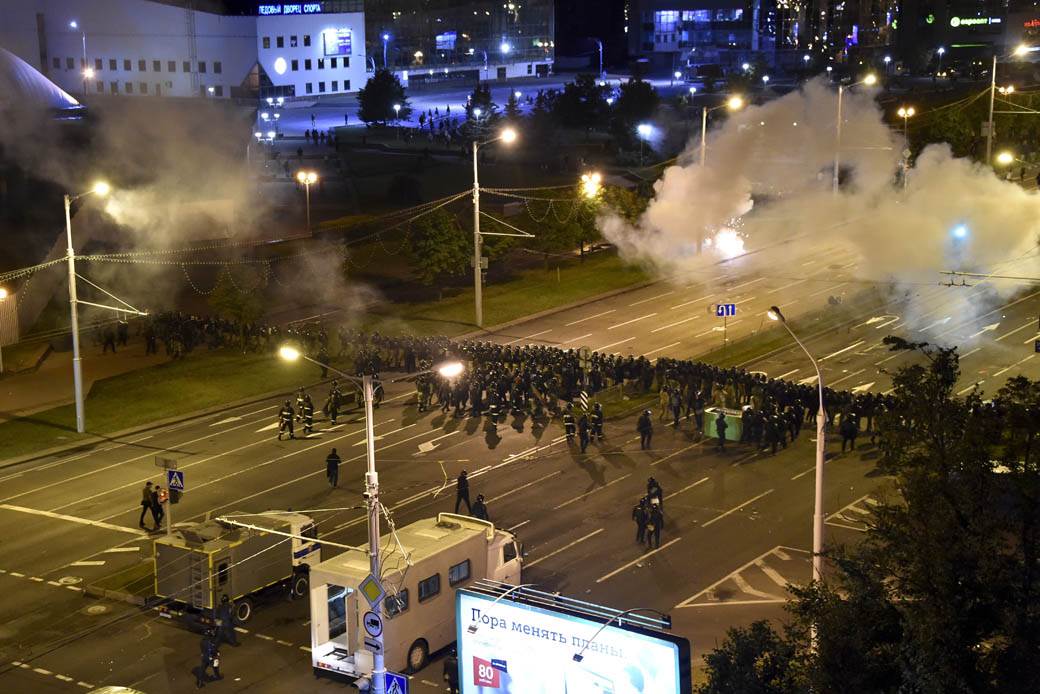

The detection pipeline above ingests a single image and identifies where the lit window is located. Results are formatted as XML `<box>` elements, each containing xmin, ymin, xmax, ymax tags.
<box><xmin>263</xmin><ymin>36</ymin><xmax>271</xmax><ymax>49</ymax></box>
<box><xmin>654</xmin><ymin>10</ymin><xmax>679</xmax><ymax>33</ymax></box>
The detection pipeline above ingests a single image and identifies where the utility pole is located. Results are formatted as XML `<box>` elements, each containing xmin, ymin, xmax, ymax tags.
<box><xmin>986</xmin><ymin>53</ymin><xmax>997</xmax><ymax>164</ymax></box>
<box><xmin>64</xmin><ymin>194</ymin><xmax>85</xmax><ymax>434</ymax></box>
<box><xmin>362</xmin><ymin>374</ymin><xmax>386</xmax><ymax>694</ymax></box>
<box><xmin>472</xmin><ymin>142</ymin><xmax>483</xmax><ymax>328</ymax></box>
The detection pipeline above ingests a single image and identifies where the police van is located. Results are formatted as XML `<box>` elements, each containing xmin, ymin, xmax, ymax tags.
<box><xmin>308</xmin><ymin>513</ymin><xmax>522</xmax><ymax>684</ymax></box>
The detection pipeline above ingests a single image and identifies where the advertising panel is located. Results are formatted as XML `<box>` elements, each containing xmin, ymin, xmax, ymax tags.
<box><xmin>456</xmin><ymin>590</ymin><xmax>690</xmax><ymax>693</ymax></box>
<box><xmin>322</xmin><ymin>28</ymin><xmax>353</xmax><ymax>56</ymax></box>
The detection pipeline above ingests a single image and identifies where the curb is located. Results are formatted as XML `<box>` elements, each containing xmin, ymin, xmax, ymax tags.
<box><xmin>0</xmin><ymin>376</ymin><xmax>333</xmax><ymax>471</ymax></box>
<box><xmin>83</xmin><ymin>584</ymin><xmax>147</xmax><ymax>606</ymax></box>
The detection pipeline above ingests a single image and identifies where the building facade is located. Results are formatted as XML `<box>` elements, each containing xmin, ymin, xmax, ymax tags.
<box><xmin>626</xmin><ymin>0</ymin><xmax>761</xmax><ymax>71</ymax></box>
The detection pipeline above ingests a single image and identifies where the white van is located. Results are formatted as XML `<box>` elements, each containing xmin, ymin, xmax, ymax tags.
<box><xmin>309</xmin><ymin>513</ymin><xmax>522</xmax><ymax>682</ymax></box>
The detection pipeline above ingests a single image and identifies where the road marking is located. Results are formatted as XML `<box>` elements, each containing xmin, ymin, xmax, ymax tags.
<box><xmin>608</xmin><ymin>313</ymin><xmax>657</xmax><ymax>330</ymax></box>
<box><xmin>828</xmin><ymin>368</ymin><xmax>866</xmax><ymax>387</ymax></box>
<box><xmin>651</xmin><ymin>316</ymin><xmax>698</xmax><ymax>333</ymax></box>
<box><xmin>670</xmin><ymin>294</ymin><xmax>711</xmax><ymax>310</ymax></box>
<box><xmin>69</xmin><ymin>561</ymin><xmax>106</xmax><ymax>567</ymax></box>
<box><xmin>553</xmin><ymin>474</ymin><xmax>633</xmax><ymax>509</ymax></box>
<box><xmin>651</xmin><ymin>442</ymin><xmax>704</xmax><ymax>467</ymax></box>
<box><xmin>593</xmin><ymin>336</ymin><xmax>635</xmax><ymax>352</ymax></box>
<box><xmin>727</xmin><ymin>277</ymin><xmax>766</xmax><ymax>291</ymax></box>
<box><xmin>101</xmin><ymin>546</ymin><xmax>141</xmax><ymax>553</ymax></box>
<box><xmin>701</xmin><ymin>489</ymin><xmax>774</xmax><ymax>528</ymax></box>
<box><xmin>961</xmin><ymin>347</ymin><xmax>981</xmax><ymax>358</ymax></box>
<box><xmin>765</xmin><ymin>279</ymin><xmax>807</xmax><ymax>294</ymax></box>
<box><xmin>256</xmin><ymin>422</ymin><xmax>281</xmax><ymax>432</ymax></box>
<box><xmin>0</xmin><ymin>505</ymin><xmax>147</xmax><ymax>536</ymax></box>
<box><xmin>595</xmin><ymin>538</ymin><xmax>682</xmax><ymax>583</ymax></box>
<box><xmin>211</xmin><ymin>416</ymin><xmax>243</xmax><ymax>426</ymax></box>
<box><xmin>486</xmin><ymin>470</ymin><xmax>562</xmax><ymax>503</ymax></box>
<box><xmin>507</xmin><ymin>520</ymin><xmax>530</xmax><ymax>532</ymax></box>
<box><xmin>806</xmin><ymin>282</ymin><xmax>847</xmax><ymax>298</ymax></box>
<box><xmin>565</xmin><ymin>310</ymin><xmax>615</xmax><ymax>326</ymax></box>
<box><xmin>33</xmin><ymin>668</ymin><xmax>53</xmax><ymax>676</ymax></box>
<box><xmin>994</xmin><ymin>354</ymin><xmax>1035</xmax><ymax>378</ymax></box>
<box><xmin>663</xmin><ymin>477</ymin><xmax>709</xmax><ymax>500</ymax></box>
<box><xmin>560</xmin><ymin>333</ymin><xmax>592</xmax><ymax>346</ymax></box>
<box><xmin>968</xmin><ymin>322</ymin><xmax>1001</xmax><ymax>339</ymax></box>
<box><xmin>918</xmin><ymin>316</ymin><xmax>951</xmax><ymax>332</ymax></box>
<box><xmin>775</xmin><ymin>368</ymin><xmax>799</xmax><ymax>380</ymax></box>
<box><xmin>503</xmin><ymin>330</ymin><xmax>552</xmax><ymax>345</ymax></box>
<box><xmin>643</xmin><ymin>342</ymin><xmax>681</xmax><ymax>356</ymax></box>
<box><xmin>957</xmin><ymin>381</ymin><xmax>983</xmax><ymax>395</ymax></box>
<box><xmin>630</xmin><ymin>291</ymin><xmax>673</xmax><ymax>306</ymax></box>
<box><xmin>676</xmin><ymin>545</ymin><xmax>809</xmax><ymax>607</ymax></box>
<box><xmin>732</xmin><ymin>572</ymin><xmax>781</xmax><ymax>600</ymax></box>
<box><xmin>526</xmin><ymin>529</ymin><xmax>604</xmax><ymax>568</ymax></box>
<box><xmin>851</xmin><ymin>382</ymin><xmax>875</xmax><ymax>393</ymax></box>
<box><xmin>1024</xmin><ymin>333</ymin><xmax>1040</xmax><ymax>345</ymax></box>
<box><xmin>755</xmin><ymin>559</ymin><xmax>790</xmax><ymax>589</ymax></box>
<box><xmin>797</xmin><ymin>374</ymin><xmax>819</xmax><ymax>385</ymax></box>
<box><xmin>819</xmin><ymin>341</ymin><xmax>865</xmax><ymax>361</ymax></box>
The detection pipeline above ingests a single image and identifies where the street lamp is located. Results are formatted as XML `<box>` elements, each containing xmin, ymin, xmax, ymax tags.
<box><xmin>70</xmin><ymin>20</ymin><xmax>87</xmax><ymax>95</ymax></box>
<box><xmin>471</xmin><ymin>127</ymin><xmax>518</xmax><ymax>327</ymax></box>
<box><xmin>897</xmin><ymin>106</ymin><xmax>915</xmax><ymax>190</ymax></box>
<box><xmin>500</xmin><ymin>41</ymin><xmax>511</xmax><ymax>55</ymax></box>
<box><xmin>673</xmin><ymin>70</ymin><xmax>682</xmax><ymax>85</ymax></box>
<box><xmin>295</xmin><ymin>170</ymin><xmax>318</xmax><ymax>230</ymax></box>
<box><xmin>64</xmin><ymin>180</ymin><xmax>111</xmax><ymax>433</ymax></box>
<box><xmin>277</xmin><ymin>346</ymin><xmax>463</xmax><ymax>694</ymax></box>
<box><xmin>884</xmin><ymin>55</ymin><xmax>892</xmax><ymax>73</ymax></box>
<box><xmin>688</xmin><ymin>86</ymin><xmax>697</xmax><ymax>97</ymax></box>
<box><xmin>833</xmin><ymin>74</ymin><xmax>877</xmax><ymax>193</ymax></box>
<box><xmin>986</xmin><ymin>46</ymin><xmax>1031</xmax><ymax>163</ymax></box>
<box><xmin>0</xmin><ymin>286</ymin><xmax>8</xmax><ymax>374</ymax></box>
<box><xmin>762</xmin><ymin>74</ymin><xmax>770</xmax><ymax>85</ymax></box>
<box><xmin>767</xmin><ymin>306</ymin><xmax>826</xmax><ymax>590</ymax></box>
<box><xmin>700</xmin><ymin>96</ymin><xmax>744</xmax><ymax>167</ymax></box>
<box><xmin>572</xmin><ymin>607</ymin><xmax>671</xmax><ymax>662</ymax></box>
<box><xmin>636</xmin><ymin>122</ymin><xmax>652</xmax><ymax>166</ymax></box>
<box><xmin>382</xmin><ymin>33</ymin><xmax>390</xmax><ymax>67</ymax></box>
<box><xmin>473</xmin><ymin>107</ymin><xmax>483</xmax><ymax>119</ymax></box>
<box><xmin>996</xmin><ymin>150</ymin><xmax>1016</xmax><ymax>166</ymax></box>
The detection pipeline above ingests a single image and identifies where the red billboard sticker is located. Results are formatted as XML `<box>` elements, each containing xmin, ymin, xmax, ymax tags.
<box><xmin>473</xmin><ymin>656</ymin><xmax>501</xmax><ymax>688</ymax></box>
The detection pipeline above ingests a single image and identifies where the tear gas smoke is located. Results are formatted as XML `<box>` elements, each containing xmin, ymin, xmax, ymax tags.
<box><xmin>600</xmin><ymin>78</ymin><xmax>1040</xmax><ymax>336</ymax></box>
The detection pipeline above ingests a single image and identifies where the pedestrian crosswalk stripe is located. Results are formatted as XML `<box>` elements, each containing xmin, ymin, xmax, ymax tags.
<box><xmin>257</xmin><ymin>422</ymin><xmax>280</xmax><ymax>432</ymax></box>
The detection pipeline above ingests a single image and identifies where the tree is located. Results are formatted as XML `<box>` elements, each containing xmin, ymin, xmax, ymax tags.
<box><xmin>408</xmin><ymin>210</ymin><xmax>469</xmax><ymax>296</ymax></box>
<box><xmin>697</xmin><ymin>621</ymin><xmax>798</xmax><ymax>694</ymax></box>
<box><xmin>207</xmin><ymin>269</ymin><xmax>265</xmax><ymax>347</ymax></box>
<box><xmin>357</xmin><ymin>69</ymin><xmax>412</xmax><ymax>125</ymax></box>
<box><xmin>552</xmin><ymin>74</ymin><xmax>609</xmax><ymax>134</ymax></box>
<box><xmin>504</xmin><ymin>90</ymin><xmax>523</xmax><ymax>123</ymax></box>
<box><xmin>610</xmin><ymin>78</ymin><xmax>660</xmax><ymax>149</ymax></box>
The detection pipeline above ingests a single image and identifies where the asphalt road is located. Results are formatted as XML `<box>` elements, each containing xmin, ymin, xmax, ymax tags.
<box><xmin>1</xmin><ymin>238</ymin><xmax>1037</xmax><ymax>692</ymax></box>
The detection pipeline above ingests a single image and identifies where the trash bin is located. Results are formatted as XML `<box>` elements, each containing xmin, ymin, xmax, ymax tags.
<box><xmin>704</xmin><ymin>406</ymin><xmax>744</xmax><ymax>441</ymax></box>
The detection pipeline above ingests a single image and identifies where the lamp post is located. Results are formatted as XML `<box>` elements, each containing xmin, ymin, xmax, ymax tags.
<box><xmin>472</xmin><ymin>127</ymin><xmax>517</xmax><ymax>327</ymax></box>
<box><xmin>295</xmin><ymin>170</ymin><xmax>318</xmax><ymax>230</ymax></box>
<box><xmin>0</xmin><ymin>286</ymin><xmax>8</xmax><ymax>374</ymax></box>
<box><xmin>64</xmin><ymin>181</ymin><xmax>111</xmax><ymax>433</ymax></box>
<box><xmin>277</xmin><ymin>346</ymin><xmax>463</xmax><ymax>694</ymax></box>
<box><xmin>572</xmin><ymin>607</ymin><xmax>672</xmax><ymax>663</ymax></box>
<box><xmin>986</xmin><ymin>45</ymin><xmax>1031</xmax><ymax>164</ymax></box>
<box><xmin>393</xmin><ymin>103</ymin><xmax>401</xmax><ymax>138</ymax></box>
<box><xmin>833</xmin><ymin>73</ymin><xmax>877</xmax><ymax>194</ymax></box>
<box><xmin>884</xmin><ymin>55</ymin><xmax>892</xmax><ymax>74</ymax></box>
<box><xmin>700</xmin><ymin>95</ymin><xmax>744</xmax><ymax>167</ymax></box>
<box><xmin>382</xmin><ymin>33</ymin><xmax>390</xmax><ymax>67</ymax></box>
<box><xmin>70</xmin><ymin>20</ymin><xmax>87</xmax><ymax>95</ymax></box>
<box><xmin>767</xmin><ymin>307</ymin><xmax>825</xmax><ymax>588</ymax></box>
<box><xmin>897</xmin><ymin>106</ymin><xmax>915</xmax><ymax>190</ymax></box>
<box><xmin>636</xmin><ymin>122</ymin><xmax>652</xmax><ymax>166</ymax></box>
<box><xmin>589</xmin><ymin>37</ymin><xmax>604</xmax><ymax>77</ymax></box>
<box><xmin>937</xmin><ymin>46</ymin><xmax>945</xmax><ymax>74</ymax></box>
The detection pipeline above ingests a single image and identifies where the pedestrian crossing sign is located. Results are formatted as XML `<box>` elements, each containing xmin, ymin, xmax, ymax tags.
<box><xmin>386</xmin><ymin>672</ymin><xmax>408</xmax><ymax>694</ymax></box>
<box><xmin>166</xmin><ymin>469</ymin><xmax>185</xmax><ymax>491</ymax></box>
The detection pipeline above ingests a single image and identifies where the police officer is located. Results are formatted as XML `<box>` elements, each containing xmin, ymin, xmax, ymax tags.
<box><xmin>637</xmin><ymin>409</ymin><xmax>653</xmax><ymax>450</ymax></box>
<box><xmin>840</xmin><ymin>412</ymin><xmax>859</xmax><ymax>452</ymax></box>
<box><xmin>577</xmin><ymin>412</ymin><xmax>591</xmax><ymax>453</ymax></box>
<box><xmin>455</xmin><ymin>471</ymin><xmax>471</xmax><ymax>514</ymax></box>
<box><xmin>590</xmin><ymin>402</ymin><xmax>604</xmax><ymax>440</ymax></box>
<box><xmin>562</xmin><ymin>403</ymin><xmax>577</xmax><ymax>442</ymax></box>
<box><xmin>216</xmin><ymin>595</ymin><xmax>239</xmax><ymax>647</ymax></box>
<box><xmin>647</xmin><ymin>477</ymin><xmax>664</xmax><ymax>511</ymax></box>
<box><xmin>646</xmin><ymin>503</ymin><xmax>664</xmax><ymax>549</ymax></box>
<box><xmin>326</xmin><ymin>447</ymin><xmax>341</xmax><ymax>488</ymax></box>
<box><xmin>295</xmin><ymin>388</ymin><xmax>306</xmax><ymax>421</ymax></box>
<box><xmin>327</xmin><ymin>386</ymin><xmax>341</xmax><ymax>425</ymax></box>
<box><xmin>715</xmin><ymin>411</ymin><xmax>728</xmax><ymax>451</ymax></box>
<box><xmin>472</xmin><ymin>494</ymin><xmax>490</xmax><ymax>521</ymax></box>
<box><xmin>197</xmin><ymin>628</ymin><xmax>222</xmax><ymax>687</ymax></box>
<box><xmin>302</xmin><ymin>394</ymin><xmax>315</xmax><ymax>435</ymax></box>
<box><xmin>632</xmin><ymin>499</ymin><xmax>648</xmax><ymax>544</ymax></box>
<box><xmin>443</xmin><ymin>647</ymin><xmax>460</xmax><ymax>694</ymax></box>
<box><xmin>278</xmin><ymin>400</ymin><xmax>295</xmax><ymax>440</ymax></box>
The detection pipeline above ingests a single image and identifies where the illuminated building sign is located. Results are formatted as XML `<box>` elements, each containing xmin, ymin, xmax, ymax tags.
<box><xmin>949</xmin><ymin>16</ymin><xmax>1002</xmax><ymax>27</ymax></box>
<box><xmin>436</xmin><ymin>31</ymin><xmax>458</xmax><ymax>50</ymax></box>
<box><xmin>1025</xmin><ymin>18</ymin><xmax>1040</xmax><ymax>28</ymax></box>
<box><xmin>322</xmin><ymin>28</ymin><xmax>353</xmax><ymax>56</ymax></box>
<box><xmin>258</xmin><ymin>3</ymin><xmax>323</xmax><ymax>15</ymax></box>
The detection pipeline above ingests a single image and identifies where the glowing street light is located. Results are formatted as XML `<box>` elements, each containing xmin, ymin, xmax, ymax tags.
<box><xmin>1014</xmin><ymin>43</ymin><xmax>1031</xmax><ymax>56</ymax></box>
<box><xmin>742</xmin><ymin>62</ymin><xmax>751</xmax><ymax>71</ymax></box>
<box><xmin>0</xmin><ymin>286</ymin><xmax>7</xmax><ymax>373</ymax></box>
<box><xmin>762</xmin><ymin>74</ymin><xmax>770</xmax><ymax>84</ymax></box>
<box><xmin>700</xmin><ymin>96</ymin><xmax>744</xmax><ymax>167</ymax></box>
<box><xmin>295</xmin><ymin>170</ymin><xmax>318</xmax><ymax>229</ymax></box>
<box><xmin>500</xmin><ymin>41</ymin><xmax>511</xmax><ymax>54</ymax></box>
<box><xmin>471</xmin><ymin>128</ymin><xmax>518</xmax><ymax>327</ymax></box>
<box><xmin>605</xmin><ymin>97</ymin><xmax>614</xmax><ymax>106</ymax></box>
<box><xmin>996</xmin><ymin>150</ymin><xmax>1016</xmax><ymax>166</ymax></box>
<box><xmin>689</xmin><ymin>86</ymin><xmax>697</xmax><ymax>96</ymax></box>
<box><xmin>833</xmin><ymin>74</ymin><xmax>878</xmax><ymax>193</ymax></box>
<box><xmin>897</xmin><ymin>106</ymin><xmax>916</xmax><ymax>190</ymax></box>
<box><xmin>986</xmin><ymin>46</ymin><xmax>1031</xmax><ymax>162</ymax></box>
<box><xmin>803</xmin><ymin>54</ymin><xmax>811</xmax><ymax>64</ymax></box>
<box><xmin>473</xmin><ymin>107</ymin><xmax>483</xmax><ymax>119</ymax></box>
<box><xmin>83</xmin><ymin>66</ymin><xmax>95</xmax><ymax>80</ymax></box>
<box><xmin>514</xmin><ymin>90</ymin><xmax>522</xmax><ymax>99</ymax></box>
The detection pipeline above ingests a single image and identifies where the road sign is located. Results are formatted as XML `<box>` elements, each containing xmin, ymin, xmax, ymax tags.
<box><xmin>364</xmin><ymin>636</ymin><xmax>383</xmax><ymax>654</ymax></box>
<box><xmin>166</xmin><ymin>469</ymin><xmax>185</xmax><ymax>491</ymax></box>
<box><xmin>359</xmin><ymin>574</ymin><xmax>385</xmax><ymax>607</ymax></box>
<box><xmin>715</xmin><ymin>303</ymin><xmax>737</xmax><ymax>317</ymax></box>
<box><xmin>386</xmin><ymin>672</ymin><xmax>408</xmax><ymax>694</ymax></box>
<box><xmin>578</xmin><ymin>390</ymin><xmax>589</xmax><ymax>411</ymax></box>
<box><xmin>363</xmin><ymin>610</ymin><xmax>383</xmax><ymax>637</ymax></box>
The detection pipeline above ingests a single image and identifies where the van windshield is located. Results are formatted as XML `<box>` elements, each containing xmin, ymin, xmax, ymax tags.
<box><xmin>301</xmin><ymin>524</ymin><xmax>317</xmax><ymax>540</ymax></box>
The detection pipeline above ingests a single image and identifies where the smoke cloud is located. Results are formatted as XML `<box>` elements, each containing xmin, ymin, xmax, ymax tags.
<box><xmin>602</xmin><ymin>78</ymin><xmax>1040</xmax><ymax>318</ymax></box>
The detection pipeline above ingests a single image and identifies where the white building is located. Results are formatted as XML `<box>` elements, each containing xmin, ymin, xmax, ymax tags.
<box><xmin>0</xmin><ymin>0</ymin><xmax>366</xmax><ymax>100</ymax></box>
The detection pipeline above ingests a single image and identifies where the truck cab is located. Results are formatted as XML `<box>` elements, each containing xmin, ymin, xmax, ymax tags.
<box><xmin>488</xmin><ymin>529</ymin><xmax>522</xmax><ymax>585</ymax></box>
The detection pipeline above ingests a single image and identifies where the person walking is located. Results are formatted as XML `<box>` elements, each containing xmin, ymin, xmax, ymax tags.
<box><xmin>443</xmin><ymin>648</ymin><xmax>460</xmax><ymax>694</ymax></box>
<box><xmin>472</xmin><ymin>494</ymin><xmax>490</xmax><ymax>521</ymax></box>
<box><xmin>632</xmin><ymin>499</ymin><xmax>648</xmax><ymax>544</ymax></box>
<box><xmin>646</xmin><ymin>503</ymin><xmax>663</xmax><ymax>549</ymax></box>
<box><xmin>840</xmin><ymin>413</ymin><xmax>859</xmax><ymax>452</ymax></box>
<box><xmin>578</xmin><ymin>412</ymin><xmax>591</xmax><ymax>453</ymax></box>
<box><xmin>326</xmin><ymin>447</ymin><xmax>341</xmax><ymax>488</ymax></box>
<box><xmin>715</xmin><ymin>411</ymin><xmax>728</xmax><ymax>451</ymax></box>
<box><xmin>637</xmin><ymin>409</ymin><xmax>653</xmax><ymax>450</ymax></box>
<box><xmin>455</xmin><ymin>470</ymin><xmax>471</xmax><ymax>514</ymax></box>
<box><xmin>590</xmin><ymin>402</ymin><xmax>604</xmax><ymax>440</ymax></box>
<box><xmin>139</xmin><ymin>481</ymin><xmax>154</xmax><ymax>529</ymax></box>
<box><xmin>216</xmin><ymin>595</ymin><xmax>240</xmax><ymax>647</ymax></box>
<box><xmin>150</xmin><ymin>482</ymin><xmax>165</xmax><ymax>530</ymax></box>
<box><xmin>196</xmin><ymin>628</ymin><xmax>222</xmax><ymax>687</ymax></box>
<box><xmin>562</xmin><ymin>404</ymin><xmax>576</xmax><ymax>442</ymax></box>
<box><xmin>278</xmin><ymin>400</ymin><xmax>295</xmax><ymax>440</ymax></box>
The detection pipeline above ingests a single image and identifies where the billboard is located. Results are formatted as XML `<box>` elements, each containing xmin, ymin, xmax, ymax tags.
<box><xmin>322</xmin><ymin>28</ymin><xmax>353</xmax><ymax>56</ymax></box>
<box><xmin>456</xmin><ymin>589</ymin><xmax>690</xmax><ymax>693</ymax></box>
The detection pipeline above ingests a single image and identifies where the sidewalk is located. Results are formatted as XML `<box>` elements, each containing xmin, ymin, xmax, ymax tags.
<box><xmin>0</xmin><ymin>339</ymin><xmax>167</xmax><ymax>423</ymax></box>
